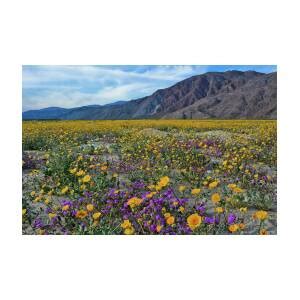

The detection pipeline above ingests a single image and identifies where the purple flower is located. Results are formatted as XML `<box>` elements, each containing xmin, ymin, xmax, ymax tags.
<box><xmin>227</xmin><ymin>213</ymin><xmax>236</xmax><ymax>225</ymax></box>
<box><xmin>196</xmin><ymin>203</ymin><xmax>206</xmax><ymax>214</ymax></box>
<box><xmin>61</xmin><ymin>199</ymin><xmax>72</xmax><ymax>207</ymax></box>
<box><xmin>33</xmin><ymin>218</ymin><xmax>43</xmax><ymax>229</ymax></box>
<box><xmin>150</xmin><ymin>224</ymin><xmax>156</xmax><ymax>233</ymax></box>
<box><xmin>204</xmin><ymin>216</ymin><xmax>215</xmax><ymax>224</ymax></box>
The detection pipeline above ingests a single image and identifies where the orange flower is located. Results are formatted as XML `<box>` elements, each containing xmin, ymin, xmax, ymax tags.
<box><xmin>62</xmin><ymin>204</ymin><xmax>70</xmax><ymax>211</ymax></box>
<box><xmin>239</xmin><ymin>223</ymin><xmax>245</xmax><ymax>230</ymax></box>
<box><xmin>156</xmin><ymin>225</ymin><xmax>163</xmax><ymax>233</ymax></box>
<box><xmin>253</xmin><ymin>210</ymin><xmax>268</xmax><ymax>221</ymax></box>
<box><xmin>228</xmin><ymin>224</ymin><xmax>239</xmax><ymax>233</ymax></box>
<box><xmin>127</xmin><ymin>197</ymin><xmax>143</xmax><ymax>209</ymax></box>
<box><xmin>166</xmin><ymin>216</ymin><xmax>175</xmax><ymax>225</ymax></box>
<box><xmin>187</xmin><ymin>213</ymin><xmax>202</xmax><ymax>230</ymax></box>
<box><xmin>76</xmin><ymin>210</ymin><xmax>88</xmax><ymax>219</ymax></box>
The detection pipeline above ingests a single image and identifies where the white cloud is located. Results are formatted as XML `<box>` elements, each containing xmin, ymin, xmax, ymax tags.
<box><xmin>22</xmin><ymin>65</ymin><xmax>209</xmax><ymax>111</ymax></box>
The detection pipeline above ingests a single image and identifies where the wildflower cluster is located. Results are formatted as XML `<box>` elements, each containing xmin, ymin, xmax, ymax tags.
<box><xmin>22</xmin><ymin>120</ymin><xmax>276</xmax><ymax>235</ymax></box>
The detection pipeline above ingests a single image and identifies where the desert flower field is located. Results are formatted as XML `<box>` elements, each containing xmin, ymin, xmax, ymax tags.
<box><xmin>22</xmin><ymin>119</ymin><xmax>276</xmax><ymax>235</ymax></box>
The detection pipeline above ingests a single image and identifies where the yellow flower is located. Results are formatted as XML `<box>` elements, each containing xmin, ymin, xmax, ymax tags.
<box><xmin>155</xmin><ymin>184</ymin><xmax>162</xmax><ymax>191</ymax></box>
<box><xmin>211</xmin><ymin>193</ymin><xmax>221</xmax><ymax>204</ymax></box>
<box><xmin>227</xmin><ymin>183</ymin><xmax>237</xmax><ymax>190</ymax></box>
<box><xmin>22</xmin><ymin>208</ymin><xmax>27</xmax><ymax>216</ymax></box>
<box><xmin>127</xmin><ymin>197</ymin><xmax>143</xmax><ymax>209</ymax></box>
<box><xmin>37</xmin><ymin>229</ymin><xmax>45</xmax><ymax>235</ymax></box>
<box><xmin>86</xmin><ymin>204</ymin><xmax>94</xmax><ymax>212</ymax></box>
<box><xmin>164</xmin><ymin>212</ymin><xmax>171</xmax><ymax>219</ymax></box>
<box><xmin>82</xmin><ymin>175</ymin><xmax>91</xmax><ymax>183</ymax></box>
<box><xmin>146</xmin><ymin>192</ymin><xmax>155</xmax><ymax>199</ymax></box>
<box><xmin>233</xmin><ymin>187</ymin><xmax>245</xmax><ymax>193</ymax></box>
<box><xmin>76</xmin><ymin>210</ymin><xmax>88</xmax><ymax>219</ymax></box>
<box><xmin>178</xmin><ymin>185</ymin><xmax>186</xmax><ymax>192</ymax></box>
<box><xmin>62</xmin><ymin>204</ymin><xmax>70</xmax><ymax>211</ymax></box>
<box><xmin>44</xmin><ymin>198</ymin><xmax>50</xmax><ymax>205</ymax></box>
<box><xmin>208</xmin><ymin>181</ymin><xmax>218</xmax><ymax>189</ymax></box>
<box><xmin>253</xmin><ymin>210</ymin><xmax>268</xmax><ymax>221</ymax></box>
<box><xmin>121</xmin><ymin>219</ymin><xmax>132</xmax><ymax>229</ymax></box>
<box><xmin>93</xmin><ymin>212</ymin><xmax>102</xmax><ymax>220</ymax></box>
<box><xmin>228</xmin><ymin>224</ymin><xmax>239</xmax><ymax>233</ymax></box>
<box><xmin>30</xmin><ymin>191</ymin><xmax>36</xmax><ymax>197</ymax></box>
<box><xmin>178</xmin><ymin>206</ymin><xmax>185</xmax><ymax>213</ymax></box>
<box><xmin>158</xmin><ymin>176</ymin><xmax>170</xmax><ymax>188</ymax></box>
<box><xmin>33</xmin><ymin>196</ymin><xmax>42</xmax><ymax>203</ymax></box>
<box><xmin>124</xmin><ymin>227</ymin><xmax>135</xmax><ymax>235</ymax></box>
<box><xmin>48</xmin><ymin>213</ymin><xmax>57</xmax><ymax>219</ymax></box>
<box><xmin>166</xmin><ymin>216</ymin><xmax>175</xmax><ymax>225</ymax></box>
<box><xmin>76</xmin><ymin>170</ymin><xmax>85</xmax><ymax>176</ymax></box>
<box><xmin>187</xmin><ymin>213</ymin><xmax>202</xmax><ymax>230</ymax></box>
<box><xmin>61</xmin><ymin>186</ymin><xmax>69</xmax><ymax>194</ymax></box>
<box><xmin>121</xmin><ymin>219</ymin><xmax>134</xmax><ymax>234</ymax></box>
<box><xmin>191</xmin><ymin>188</ymin><xmax>201</xmax><ymax>195</ymax></box>
<box><xmin>239</xmin><ymin>207</ymin><xmax>248</xmax><ymax>213</ymax></box>
<box><xmin>69</xmin><ymin>167</ymin><xmax>77</xmax><ymax>174</ymax></box>
<box><xmin>215</xmin><ymin>207</ymin><xmax>224</xmax><ymax>213</ymax></box>
<box><xmin>148</xmin><ymin>184</ymin><xmax>156</xmax><ymax>190</ymax></box>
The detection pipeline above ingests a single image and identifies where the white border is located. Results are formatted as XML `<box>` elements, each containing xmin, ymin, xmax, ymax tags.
<box><xmin>1</xmin><ymin>0</ymin><xmax>300</xmax><ymax>299</ymax></box>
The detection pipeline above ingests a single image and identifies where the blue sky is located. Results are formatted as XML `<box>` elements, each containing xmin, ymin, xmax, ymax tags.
<box><xmin>22</xmin><ymin>65</ymin><xmax>277</xmax><ymax>111</ymax></box>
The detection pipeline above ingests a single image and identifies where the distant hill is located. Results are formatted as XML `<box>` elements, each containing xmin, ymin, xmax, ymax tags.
<box><xmin>22</xmin><ymin>71</ymin><xmax>277</xmax><ymax>120</ymax></box>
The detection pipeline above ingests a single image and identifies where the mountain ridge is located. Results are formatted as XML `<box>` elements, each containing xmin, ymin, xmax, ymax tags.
<box><xmin>23</xmin><ymin>71</ymin><xmax>277</xmax><ymax>120</ymax></box>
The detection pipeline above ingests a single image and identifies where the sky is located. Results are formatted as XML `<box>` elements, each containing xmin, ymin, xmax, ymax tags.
<box><xmin>22</xmin><ymin>65</ymin><xmax>277</xmax><ymax>111</ymax></box>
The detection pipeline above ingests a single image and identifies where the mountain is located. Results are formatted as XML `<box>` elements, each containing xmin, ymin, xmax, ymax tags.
<box><xmin>22</xmin><ymin>71</ymin><xmax>277</xmax><ymax>120</ymax></box>
<box><xmin>22</xmin><ymin>107</ymin><xmax>68</xmax><ymax>119</ymax></box>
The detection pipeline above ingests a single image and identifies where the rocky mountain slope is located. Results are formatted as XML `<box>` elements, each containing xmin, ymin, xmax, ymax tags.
<box><xmin>23</xmin><ymin>71</ymin><xmax>277</xmax><ymax>120</ymax></box>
